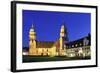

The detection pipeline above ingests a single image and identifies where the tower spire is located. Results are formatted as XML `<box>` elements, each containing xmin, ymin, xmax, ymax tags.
<box><xmin>29</xmin><ymin>23</ymin><xmax>36</xmax><ymax>55</ymax></box>
<box><xmin>30</xmin><ymin>23</ymin><xmax>35</xmax><ymax>32</ymax></box>
<box><xmin>60</xmin><ymin>22</ymin><xmax>68</xmax><ymax>41</ymax></box>
<box><xmin>31</xmin><ymin>23</ymin><xmax>34</xmax><ymax>29</ymax></box>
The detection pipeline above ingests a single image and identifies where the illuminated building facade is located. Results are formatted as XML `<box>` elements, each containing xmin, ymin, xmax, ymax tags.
<box><xmin>66</xmin><ymin>34</ymin><xmax>91</xmax><ymax>57</ymax></box>
<box><xmin>28</xmin><ymin>24</ymin><xmax>67</xmax><ymax>56</ymax></box>
<box><xmin>23</xmin><ymin>23</ymin><xmax>91</xmax><ymax>58</ymax></box>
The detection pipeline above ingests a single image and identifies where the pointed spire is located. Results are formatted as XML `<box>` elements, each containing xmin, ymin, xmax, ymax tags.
<box><xmin>30</xmin><ymin>23</ymin><xmax>35</xmax><ymax>32</ymax></box>
<box><xmin>61</xmin><ymin>25</ymin><xmax>65</xmax><ymax>29</ymax></box>
<box><xmin>62</xmin><ymin>21</ymin><xmax>66</xmax><ymax>27</ymax></box>
<box><xmin>60</xmin><ymin>22</ymin><xmax>65</xmax><ymax>31</ymax></box>
<box><xmin>60</xmin><ymin>22</ymin><xmax>69</xmax><ymax>41</ymax></box>
<box><xmin>61</xmin><ymin>21</ymin><xmax>66</xmax><ymax>29</ymax></box>
<box><xmin>31</xmin><ymin>24</ymin><xmax>34</xmax><ymax>29</ymax></box>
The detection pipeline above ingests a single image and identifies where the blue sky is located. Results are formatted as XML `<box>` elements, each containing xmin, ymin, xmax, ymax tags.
<box><xmin>22</xmin><ymin>10</ymin><xmax>91</xmax><ymax>47</ymax></box>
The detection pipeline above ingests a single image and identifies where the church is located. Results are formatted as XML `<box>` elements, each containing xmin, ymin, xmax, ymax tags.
<box><xmin>28</xmin><ymin>24</ymin><xmax>68</xmax><ymax>56</ymax></box>
<box><xmin>23</xmin><ymin>23</ymin><xmax>91</xmax><ymax>58</ymax></box>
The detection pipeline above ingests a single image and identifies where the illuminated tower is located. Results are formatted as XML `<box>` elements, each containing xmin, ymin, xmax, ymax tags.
<box><xmin>59</xmin><ymin>24</ymin><xmax>68</xmax><ymax>55</ymax></box>
<box><xmin>29</xmin><ymin>24</ymin><xmax>37</xmax><ymax>55</ymax></box>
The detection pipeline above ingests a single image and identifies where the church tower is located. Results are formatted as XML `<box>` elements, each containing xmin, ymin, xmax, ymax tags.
<box><xmin>59</xmin><ymin>24</ymin><xmax>67</xmax><ymax>55</ymax></box>
<box><xmin>29</xmin><ymin>24</ymin><xmax>37</xmax><ymax>55</ymax></box>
